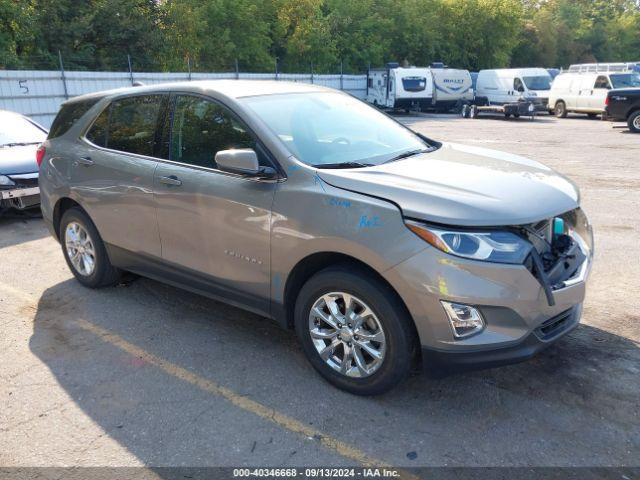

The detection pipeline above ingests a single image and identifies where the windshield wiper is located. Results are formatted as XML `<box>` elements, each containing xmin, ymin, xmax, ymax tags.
<box><xmin>0</xmin><ymin>142</ymin><xmax>41</xmax><ymax>148</ymax></box>
<box><xmin>383</xmin><ymin>148</ymin><xmax>431</xmax><ymax>164</ymax></box>
<box><xmin>313</xmin><ymin>161</ymin><xmax>374</xmax><ymax>169</ymax></box>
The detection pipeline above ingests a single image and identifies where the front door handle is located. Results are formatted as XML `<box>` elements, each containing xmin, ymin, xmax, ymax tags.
<box><xmin>77</xmin><ymin>156</ymin><xmax>94</xmax><ymax>166</ymax></box>
<box><xmin>159</xmin><ymin>175</ymin><xmax>182</xmax><ymax>186</ymax></box>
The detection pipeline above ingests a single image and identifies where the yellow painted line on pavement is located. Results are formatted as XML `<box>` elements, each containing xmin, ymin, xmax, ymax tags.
<box><xmin>0</xmin><ymin>281</ymin><xmax>419</xmax><ymax>478</ymax></box>
<box><xmin>0</xmin><ymin>281</ymin><xmax>37</xmax><ymax>305</ymax></box>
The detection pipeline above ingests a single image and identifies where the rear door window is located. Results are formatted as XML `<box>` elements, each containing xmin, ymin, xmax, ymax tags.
<box><xmin>105</xmin><ymin>95</ymin><xmax>166</xmax><ymax>157</ymax></box>
<box><xmin>170</xmin><ymin>95</ymin><xmax>266</xmax><ymax>169</ymax></box>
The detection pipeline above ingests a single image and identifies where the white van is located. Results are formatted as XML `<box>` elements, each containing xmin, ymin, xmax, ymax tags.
<box><xmin>366</xmin><ymin>64</ymin><xmax>473</xmax><ymax>112</ymax></box>
<box><xmin>475</xmin><ymin>68</ymin><xmax>552</xmax><ymax>113</ymax></box>
<box><xmin>549</xmin><ymin>64</ymin><xmax>640</xmax><ymax>118</ymax></box>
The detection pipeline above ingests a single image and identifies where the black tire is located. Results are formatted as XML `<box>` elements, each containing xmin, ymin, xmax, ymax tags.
<box><xmin>470</xmin><ymin>105</ymin><xmax>479</xmax><ymax>119</ymax></box>
<box><xmin>505</xmin><ymin>113</ymin><xmax>511</xmax><ymax>118</ymax></box>
<box><xmin>514</xmin><ymin>113</ymin><xmax>520</xmax><ymax>118</ymax></box>
<box><xmin>59</xmin><ymin>207</ymin><xmax>122</xmax><ymax>288</ymax></box>
<box><xmin>587</xmin><ymin>113</ymin><xmax>598</xmax><ymax>119</ymax></box>
<box><xmin>627</xmin><ymin>111</ymin><xmax>640</xmax><ymax>133</ymax></box>
<box><xmin>294</xmin><ymin>266</ymin><xmax>417</xmax><ymax>395</ymax></box>
<box><xmin>555</xmin><ymin>101</ymin><xmax>567</xmax><ymax>118</ymax></box>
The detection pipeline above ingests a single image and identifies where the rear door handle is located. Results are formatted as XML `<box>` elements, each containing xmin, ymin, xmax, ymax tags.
<box><xmin>159</xmin><ymin>175</ymin><xmax>182</xmax><ymax>186</ymax></box>
<box><xmin>77</xmin><ymin>156</ymin><xmax>94</xmax><ymax>166</ymax></box>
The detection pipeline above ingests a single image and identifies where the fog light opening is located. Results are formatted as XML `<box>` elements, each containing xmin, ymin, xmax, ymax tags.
<box><xmin>441</xmin><ymin>301</ymin><xmax>485</xmax><ymax>338</ymax></box>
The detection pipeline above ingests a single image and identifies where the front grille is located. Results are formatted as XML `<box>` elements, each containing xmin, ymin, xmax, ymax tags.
<box><xmin>535</xmin><ymin>308</ymin><xmax>575</xmax><ymax>340</ymax></box>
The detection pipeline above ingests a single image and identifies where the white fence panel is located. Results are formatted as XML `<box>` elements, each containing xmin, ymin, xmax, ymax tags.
<box><xmin>0</xmin><ymin>70</ymin><xmax>367</xmax><ymax>128</ymax></box>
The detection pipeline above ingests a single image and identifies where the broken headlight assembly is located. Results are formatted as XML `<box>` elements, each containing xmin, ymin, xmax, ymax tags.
<box><xmin>0</xmin><ymin>175</ymin><xmax>16</xmax><ymax>188</ymax></box>
<box><xmin>406</xmin><ymin>209</ymin><xmax>592</xmax><ymax>309</ymax></box>
<box><xmin>522</xmin><ymin>209</ymin><xmax>592</xmax><ymax>306</ymax></box>
<box><xmin>405</xmin><ymin>220</ymin><xmax>532</xmax><ymax>264</ymax></box>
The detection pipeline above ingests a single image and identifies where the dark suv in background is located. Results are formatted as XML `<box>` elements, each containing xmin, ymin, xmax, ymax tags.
<box><xmin>606</xmin><ymin>88</ymin><xmax>640</xmax><ymax>133</ymax></box>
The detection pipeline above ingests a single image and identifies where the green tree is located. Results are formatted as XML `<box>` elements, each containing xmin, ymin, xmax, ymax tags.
<box><xmin>434</xmin><ymin>0</ymin><xmax>524</xmax><ymax>70</ymax></box>
<box><xmin>161</xmin><ymin>0</ymin><xmax>274</xmax><ymax>71</ymax></box>
<box><xmin>273</xmin><ymin>0</ymin><xmax>337</xmax><ymax>72</ymax></box>
<box><xmin>0</xmin><ymin>0</ymin><xmax>37</xmax><ymax>68</ymax></box>
<box><xmin>325</xmin><ymin>0</ymin><xmax>393</xmax><ymax>72</ymax></box>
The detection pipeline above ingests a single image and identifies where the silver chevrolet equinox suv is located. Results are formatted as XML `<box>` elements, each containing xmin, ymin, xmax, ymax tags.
<box><xmin>39</xmin><ymin>81</ymin><xmax>593</xmax><ymax>395</ymax></box>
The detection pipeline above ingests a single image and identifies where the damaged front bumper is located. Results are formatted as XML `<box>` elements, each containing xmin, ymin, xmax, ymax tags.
<box><xmin>1</xmin><ymin>186</ymin><xmax>40</xmax><ymax>211</ymax></box>
<box><xmin>385</xmin><ymin>208</ymin><xmax>593</xmax><ymax>373</ymax></box>
<box><xmin>1</xmin><ymin>172</ymin><xmax>40</xmax><ymax>211</ymax></box>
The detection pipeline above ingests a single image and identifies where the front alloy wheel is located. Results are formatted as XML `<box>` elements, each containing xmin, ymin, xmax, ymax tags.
<box><xmin>295</xmin><ymin>266</ymin><xmax>416</xmax><ymax>395</ymax></box>
<box><xmin>309</xmin><ymin>292</ymin><xmax>386</xmax><ymax>378</ymax></box>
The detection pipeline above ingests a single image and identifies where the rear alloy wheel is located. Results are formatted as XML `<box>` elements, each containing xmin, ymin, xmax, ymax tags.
<box><xmin>628</xmin><ymin>111</ymin><xmax>640</xmax><ymax>133</ymax></box>
<box><xmin>60</xmin><ymin>207</ymin><xmax>122</xmax><ymax>288</ymax></box>
<box><xmin>65</xmin><ymin>222</ymin><xmax>97</xmax><ymax>276</ymax></box>
<box><xmin>555</xmin><ymin>101</ymin><xmax>567</xmax><ymax>118</ymax></box>
<box><xmin>295</xmin><ymin>267</ymin><xmax>416</xmax><ymax>395</ymax></box>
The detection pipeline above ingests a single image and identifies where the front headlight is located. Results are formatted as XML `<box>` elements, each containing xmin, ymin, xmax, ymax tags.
<box><xmin>0</xmin><ymin>175</ymin><xmax>15</xmax><ymax>187</ymax></box>
<box><xmin>406</xmin><ymin>220</ymin><xmax>532</xmax><ymax>264</ymax></box>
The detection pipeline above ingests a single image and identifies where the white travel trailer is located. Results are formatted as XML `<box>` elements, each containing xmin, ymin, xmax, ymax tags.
<box><xmin>475</xmin><ymin>68</ymin><xmax>552</xmax><ymax>113</ymax></box>
<box><xmin>366</xmin><ymin>63</ymin><xmax>473</xmax><ymax>112</ymax></box>
<box><xmin>549</xmin><ymin>63</ymin><xmax>640</xmax><ymax>118</ymax></box>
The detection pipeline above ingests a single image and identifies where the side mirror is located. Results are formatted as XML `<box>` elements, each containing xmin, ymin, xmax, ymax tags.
<box><xmin>215</xmin><ymin>149</ymin><xmax>260</xmax><ymax>175</ymax></box>
<box><xmin>517</xmin><ymin>86</ymin><xmax>525</xmax><ymax>93</ymax></box>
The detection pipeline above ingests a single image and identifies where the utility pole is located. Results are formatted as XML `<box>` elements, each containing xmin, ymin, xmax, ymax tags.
<box><xmin>127</xmin><ymin>54</ymin><xmax>134</xmax><ymax>86</ymax></box>
<box><xmin>58</xmin><ymin>50</ymin><xmax>69</xmax><ymax>100</ymax></box>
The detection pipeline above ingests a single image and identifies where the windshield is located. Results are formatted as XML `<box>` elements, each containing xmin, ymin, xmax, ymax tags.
<box><xmin>0</xmin><ymin>112</ymin><xmax>47</xmax><ymax>147</ymax></box>
<box><xmin>242</xmin><ymin>92</ymin><xmax>430</xmax><ymax>167</ymax></box>
<box><xmin>522</xmin><ymin>76</ymin><xmax>552</xmax><ymax>91</ymax></box>
<box><xmin>610</xmin><ymin>73</ymin><xmax>640</xmax><ymax>89</ymax></box>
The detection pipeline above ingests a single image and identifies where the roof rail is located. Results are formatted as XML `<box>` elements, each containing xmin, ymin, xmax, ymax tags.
<box><xmin>567</xmin><ymin>62</ymin><xmax>639</xmax><ymax>73</ymax></box>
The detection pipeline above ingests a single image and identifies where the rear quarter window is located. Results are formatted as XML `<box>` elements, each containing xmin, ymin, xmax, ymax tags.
<box><xmin>85</xmin><ymin>106</ymin><xmax>109</xmax><ymax>147</ymax></box>
<box><xmin>48</xmin><ymin>98</ymin><xmax>100</xmax><ymax>139</ymax></box>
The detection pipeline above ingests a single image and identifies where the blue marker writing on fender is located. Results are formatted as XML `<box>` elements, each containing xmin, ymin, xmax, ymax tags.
<box><xmin>358</xmin><ymin>215</ymin><xmax>382</xmax><ymax>228</ymax></box>
<box><xmin>326</xmin><ymin>198</ymin><xmax>351</xmax><ymax>208</ymax></box>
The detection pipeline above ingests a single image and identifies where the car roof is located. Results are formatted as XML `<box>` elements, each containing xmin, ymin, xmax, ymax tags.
<box><xmin>0</xmin><ymin>109</ymin><xmax>47</xmax><ymax>131</ymax></box>
<box><xmin>479</xmin><ymin>68</ymin><xmax>549</xmax><ymax>76</ymax></box>
<box><xmin>0</xmin><ymin>109</ymin><xmax>29</xmax><ymax>119</ymax></box>
<box><xmin>66</xmin><ymin>80</ymin><xmax>334</xmax><ymax>105</ymax></box>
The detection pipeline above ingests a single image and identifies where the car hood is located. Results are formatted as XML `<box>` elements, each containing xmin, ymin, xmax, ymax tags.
<box><xmin>317</xmin><ymin>143</ymin><xmax>579</xmax><ymax>227</ymax></box>
<box><xmin>0</xmin><ymin>145</ymin><xmax>39</xmax><ymax>175</ymax></box>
